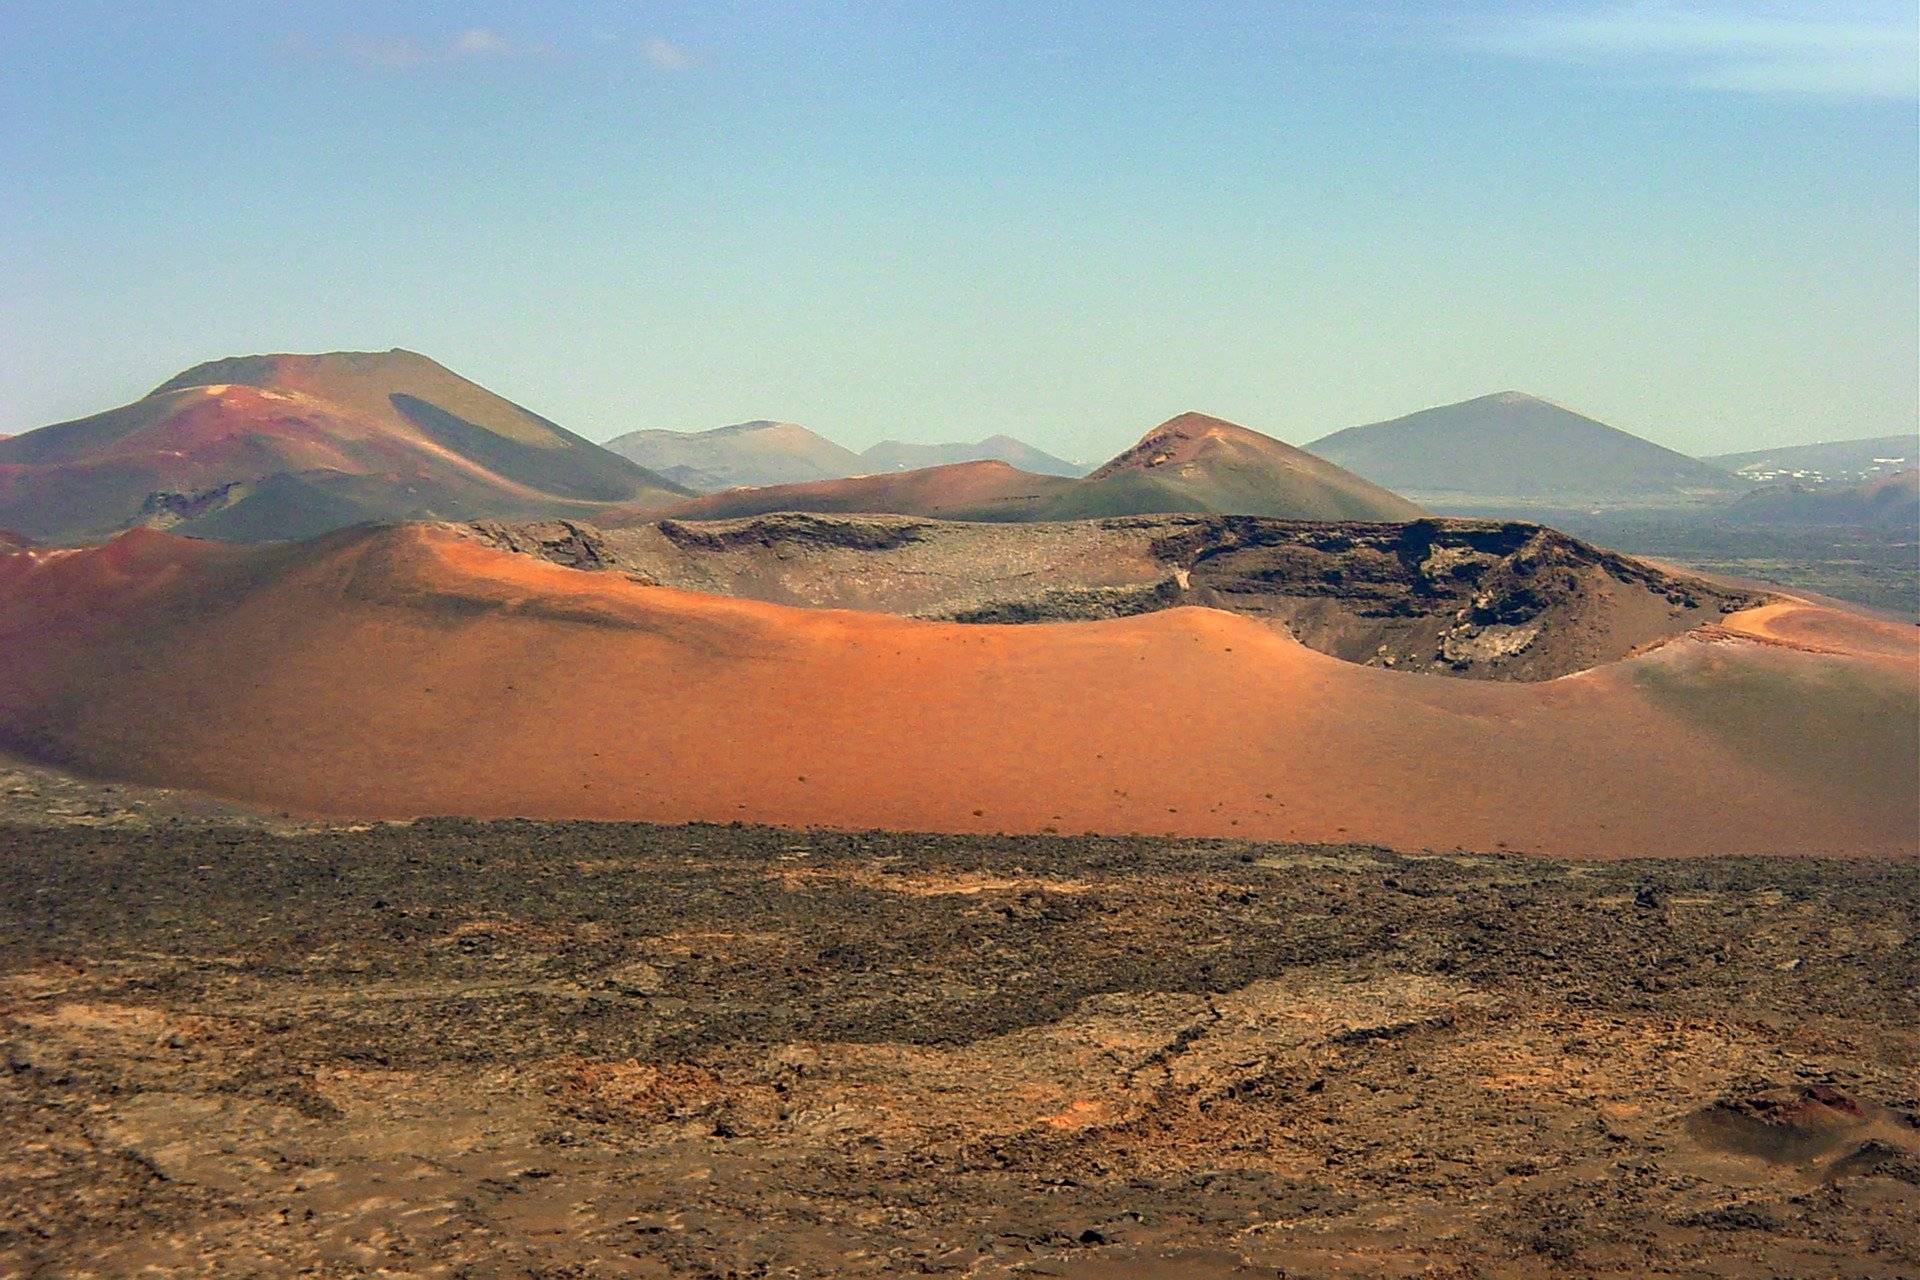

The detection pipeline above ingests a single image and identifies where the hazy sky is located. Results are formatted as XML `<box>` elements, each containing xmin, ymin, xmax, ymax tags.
<box><xmin>2</xmin><ymin>2</ymin><xmax>1914</xmax><ymax>459</ymax></box>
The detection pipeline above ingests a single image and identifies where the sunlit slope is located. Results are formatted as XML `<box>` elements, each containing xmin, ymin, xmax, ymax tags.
<box><xmin>0</xmin><ymin>350</ymin><xmax>687</xmax><ymax>542</ymax></box>
<box><xmin>1037</xmin><ymin>413</ymin><xmax>1424</xmax><ymax>521</ymax></box>
<box><xmin>0</xmin><ymin>524</ymin><xmax>1910</xmax><ymax>858</ymax></box>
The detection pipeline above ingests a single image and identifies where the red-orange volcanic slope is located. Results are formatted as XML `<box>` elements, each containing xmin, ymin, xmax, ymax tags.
<box><xmin>0</xmin><ymin>525</ymin><xmax>1913</xmax><ymax>858</ymax></box>
<box><xmin>0</xmin><ymin>351</ymin><xmax>685</xmax><ymax>543</ymax></box>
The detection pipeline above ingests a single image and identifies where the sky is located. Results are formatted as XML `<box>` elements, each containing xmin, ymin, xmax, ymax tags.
<box><xmin>1</xmin><ymin>1</ymin><xmax>1915</xmax><ymax>460</ymax></box>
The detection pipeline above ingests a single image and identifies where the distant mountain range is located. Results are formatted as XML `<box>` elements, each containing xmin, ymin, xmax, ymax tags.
<box><xmin>623</xmin><ymin>412</ymin><xmax>1423</xmax><ymax>524</ymax></box>
<box><xmin>1723</xmin><ymin>469</ymin><xmax>1919</xmax><ymax>527</ymax></box>
<box><xmin>0</xmin><ymin>350</ymin><xmax>687</xmax><ymax>543</ymax></box>
<box><xmin>604</xmin><ymin>399</ymin><xmax>1917</xmax><ymax>521</ymax></box>
<box><xmin>1704</xmin><ymin>434</ymin><xmax>1919</xmax><ymax>486</ymax></box>
<box><xmin>861</xmin><ymin>435</ymin><xmax>1086</xmax><ymax>477</ymax></box>
<box><xmin>7</xmin><ymin>355</ymin><xmax>1911</xmax><ymax>544</ymax></box>
<box><xmin>1308</xmin><ymin>392</ymin><xmax>1742</xmax><ymax>509</ymax></box>
<box><xmin>602</xmin><ymin>420</ymin><xmax>865</xmax><ymax>492</ymax></box>
<box><xmin>604</xmin><ymin>420</ymin><xmax>1087</xmax><ymax>492</ymax></box>
<box><xmin>635</xmin><ymin>460</ymin><xmax>1067</xmax><ymax>522</ymax></box>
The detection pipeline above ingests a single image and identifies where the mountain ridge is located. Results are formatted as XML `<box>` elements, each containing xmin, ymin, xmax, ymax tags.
<box><xmin>0</xmin><ymin>350</ymin><xmax>687</xmax><ymax>543</ymax></box>
<box><xmin>1705</xmin><ymin>434</ymin><xmax>1918</xmax><ymax>484</ymax></box>
<box><xmin>603</xmin><ymin>420</ymin><xmax>865</xmax><ymax>492</ymax></box>
<box><xmin>1308</xmin><ymin>392</ymin><xmax>1741</xmax><ymax>508</ymax></box>
<box><xmin>860</xmin><ymin>434</ymin><xmax>1086</xmax><ymax>477</ymax></box>
<box><xmin>1723</xmin><ymin>469</ymin><xmax>1920</xmax><ymax>527</ymax></box>
<box><xmin>619</xmin><ymin>412</ymin><xmax>1423</xmax><ymax>524</ymax></box>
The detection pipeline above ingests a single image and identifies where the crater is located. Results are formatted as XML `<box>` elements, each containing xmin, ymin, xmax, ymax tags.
<box><xmin>456</xmin><ymin>513</ymin><xmax>1763</xmax><ymax>682</ymax></box>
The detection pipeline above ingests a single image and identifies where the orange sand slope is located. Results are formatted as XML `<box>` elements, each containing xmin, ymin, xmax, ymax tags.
<box><xmin>1</xmin><ymin>525</ymin><xmax>1914</xmax><ymax>858</ymax></box>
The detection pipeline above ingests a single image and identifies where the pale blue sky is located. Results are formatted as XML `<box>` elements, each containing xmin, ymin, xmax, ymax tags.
<box><xmin>2</xmin><ymin>1</ymin><xmax>1914</xmax><ymax>459</ymax></box>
